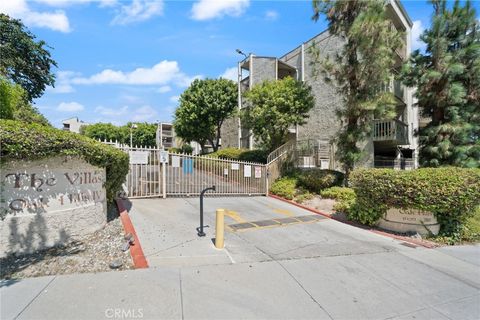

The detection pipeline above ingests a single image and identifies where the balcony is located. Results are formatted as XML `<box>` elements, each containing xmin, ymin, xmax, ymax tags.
<box><xmin>372</xmin><ymin>119</ymin><xmax>408</xmax><ymax>145</ymax></box>
<box><xmin>240</xmin><ymin>77</ymin><xmax>249</xmax><ymax>92</ymax></box>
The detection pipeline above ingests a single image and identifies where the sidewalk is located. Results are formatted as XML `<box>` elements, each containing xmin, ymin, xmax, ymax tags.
<box><xmin>1</xmin><ymin>245</ymin><xmax>479</xmax><ymax>320</ymax></box>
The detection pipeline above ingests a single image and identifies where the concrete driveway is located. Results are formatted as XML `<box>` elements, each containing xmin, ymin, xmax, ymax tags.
<box><xmin>2</xmin><ymin>196</ymin><xmax>479</xmax><ymax>320</ymax></box>
<box><xmin>125</xmin><ymin>196</ymin><xmax>480</xmax><ymax>319</ymax></box>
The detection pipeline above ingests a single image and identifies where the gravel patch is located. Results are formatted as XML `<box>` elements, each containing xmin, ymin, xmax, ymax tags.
<box><xmin>0</xmin><ymin>214</ymin><xmax>134</xmax><ymax>279</ymax></box>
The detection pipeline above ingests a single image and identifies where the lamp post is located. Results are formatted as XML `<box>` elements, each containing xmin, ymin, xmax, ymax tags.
<box><xmin>236</xmin><ymin>49</ymin><xmax>247</xmax><ymax>149</ymax></box>
<box><xmin>130</xmin><ymin>123</ymin><xmax>137</xmax><ymax>148</ymax></box>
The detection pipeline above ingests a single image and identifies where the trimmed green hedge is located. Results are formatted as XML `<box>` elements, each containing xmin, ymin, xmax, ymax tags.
<box><xmin>270</xmin><ymin>177</ymin><xmax>297</xmax><ymax>200</ymax></box>
<box><xmin>350</xmin><ymin>168</ymin><xmax>480</xmax><ymax>236</ymax></box>
<box><xmin>0</xmin><ymin>119</ymin><xmax>129</xmax><ymax>202</ymax></box>
<box><xmin>296</xmin><ymin>169</ymin><xmax>344</xmax><ymax>193</ymax></box>
<box><xmin>209</xmin><ymin>147</ymin><xmax>268</xmax><ymax>164</ymax></box>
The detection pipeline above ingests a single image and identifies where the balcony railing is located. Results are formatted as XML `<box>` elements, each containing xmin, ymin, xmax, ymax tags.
<box><xmin>372</xmin><ymin>119</ymin><xmax>408</xmax><ymax>145</ymax></box>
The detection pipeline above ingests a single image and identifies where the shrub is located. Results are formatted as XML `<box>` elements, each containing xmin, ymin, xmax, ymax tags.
<box><xmin>209</xmin><ymin>147</ymin><xmax>267</xmax><ymax>163</ymax></box>
<box><xmin>270</xmin><ymin>177</ymin><xmax>297</xmax><ymax>200</ymax></box>
<box><xmin>350</xmin><ymin>168</ymin><xmax>480</xmax><ymax>237</ymax></box>
<box><xmin>238</xmin><ymin>149</ymin><xmax>268</xmax><ymax>163</ymax></box>
<box><xmin>297</xmin><ymin>169</ymin><xmax>344</xmax><ymax>193</ymax></box>
<box><xmin>169</xmin><ymin>144</ymin><xmax>193</xmax><ymax>154</ymax></box>
<box><xmin>0</xmin><ymin>119</ymin><xmax>129</xmax><ymax>202</ymax></box>
<box><xmin>320</xmin><ymin>187</ymin><xmax>356</xmax><ymax>213</ymax></box>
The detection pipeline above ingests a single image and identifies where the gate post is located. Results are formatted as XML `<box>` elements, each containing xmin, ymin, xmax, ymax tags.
<box><xmin>162</xmin><ymin>162</ymin><xmax>166</xmax><ymax>199</ymax></box>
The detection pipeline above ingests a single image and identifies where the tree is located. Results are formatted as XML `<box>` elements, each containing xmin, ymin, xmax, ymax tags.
<box><xmin>81</xmin><ymin>122</ymin><xmax>157</xmax><ymax>147</ymax></box>
<box><xmin>81</xmin><ymin>123</ymin><xmax>124</xmax><ymax>142</ymax></box>
<box><xmin>0</xmin><ymin>77</ymin><xmax>50</xmax><ymax>126</ymax></box>
<box><xmin>311</xmin><ymin>0</ymin><xmax>402</xmax><ymax>180</ymax></box>
<box><xmin>240</xmin><ymin>76</ymin><xmax>315</xmax><ymax>152</ymax></box>
<box><xmin>174</xmin><ymin>78</ymin><xmax>237</xmax><ymax>152</ymax></box>
<box><xmin>0</xmin><ymin>14</ymin><xmax>57</xmax><ymax>101</ymax></box>
<box><xmin>400</xmin><ymin>0</ymin><xmax>479</xmax><ymax>168</ymax></box>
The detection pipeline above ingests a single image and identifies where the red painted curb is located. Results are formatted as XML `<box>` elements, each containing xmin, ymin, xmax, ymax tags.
<box><xmin>268</xmin><ymin>194</ymin><xmax>437</xmax><ymax>249</ymax></box>
<box><xmin>115</xmin><ymin>199</ymin><xmax>149</xmax><ymax>269</ymax></box>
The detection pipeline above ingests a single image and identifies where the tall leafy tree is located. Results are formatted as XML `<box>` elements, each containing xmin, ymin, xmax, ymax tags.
<box><xmin>312</xmin><ymin>0</ymin><xmax>402</xmax><ymax>180</ymax></box>
<box><xmin>174</xmin><ymin>78</ymin><xmax>237</xmax><ymax>152</ymax></box>
<box><xmin>0</xmin><ymin>14</ymin><xmax>57</xmax><ymax>101</ymax></box>
<box><xmin>81</xmin><ymin>122</ymin><xmax>157</xmax><ymax>147</ymax></box>
<box><xmin>0</xmin><ymin>77</ymin><xmax>51</xmax><ymax>126</ymax></box>
<box><xmin>401</xmin><ymin>0</ymin><xmax>479</xmax><ymax>168</ymax></box>
<box><xmin>241</xmin><ymin>76</ymin><xmax>315</xmax><ymax>152</ymax></box>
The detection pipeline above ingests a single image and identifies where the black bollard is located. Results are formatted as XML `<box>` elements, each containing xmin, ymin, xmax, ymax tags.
<box><xmin>197</xmin><ymin>185</ymin><xmax>216</xmax><ymax>237</ymax></box>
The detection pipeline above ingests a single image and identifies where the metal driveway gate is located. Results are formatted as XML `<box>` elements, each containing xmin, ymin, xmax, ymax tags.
<box><xmin>116</xmin><ymin>145</ymin><xmax>267</xmax><ymax>198</ymax></box>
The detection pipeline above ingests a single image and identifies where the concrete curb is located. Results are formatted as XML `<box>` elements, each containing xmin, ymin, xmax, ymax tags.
<box><xmin>268</xmin><ymin>194</ymin><xmax>437</xmax><ymax>249</ymax></box>
<box><xmin>115</xmin><ymin>199</ymin><xmax>149</xmax><ymax>269</ymax></box>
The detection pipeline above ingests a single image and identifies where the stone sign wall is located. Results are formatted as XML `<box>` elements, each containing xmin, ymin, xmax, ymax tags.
<box><xmin>377</xmin><ymin>208</ymin><xmax>440</xmax><ymax>236</ymax></box>
<box><xmin>0</xmin><ymin>156</ymin><xmax>107</xmax><ymax>257</ymax></box>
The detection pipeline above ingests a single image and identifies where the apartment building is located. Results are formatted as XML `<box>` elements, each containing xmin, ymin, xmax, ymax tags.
<box><xmin>156</xmin><ymin>122</ymin><xmax>177</xmax><ymax>149</ymax></box>
<box><xmin>221</xmin><ymin>0</ymin><xmax>418</xmax><ymax>169</ymax></box>
<box><xmin>62</xmin><ymin>117</ymin><xmax>89</xmax><ymax>133</ymax></box>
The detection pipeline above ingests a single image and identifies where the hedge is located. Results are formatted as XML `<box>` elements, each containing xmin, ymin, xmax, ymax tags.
<box><xmin>296</xmin><ymin>169</ymin><xmax>344</xmax><ymax>193</ymax></box>
<box><xmin>269</xmin><ymin>177</ymin><xmax>297</xmax><ymax>200</ymax></box>
<box><xmin>0</xmin><ymin>119</ymin><xmax>129</xmax><ymax>202</ymax></box>
<box><xmin>350</xmin><ymin>168</ymin><xmax>480</xmax><ymax>236</ymax></box>
<box><xmin>209</xmin><ymin>147</ymin><xmax>268</xmax><ymax>164</ymax></box>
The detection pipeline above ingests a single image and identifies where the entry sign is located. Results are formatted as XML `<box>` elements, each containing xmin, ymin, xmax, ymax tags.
<box><xmin>159</xmin><ymin>151</ymin><xmax>169</xmax><ymax>164</ymax></box>
<box><xmin>254</xmin><ymin>166</ymin><xmax>262</xmax><ymax>178</ymax></box>
<box><xmin>129</xmin><ymin>151</ymin><xmax>149</xmax><ymax>164</ymax></box>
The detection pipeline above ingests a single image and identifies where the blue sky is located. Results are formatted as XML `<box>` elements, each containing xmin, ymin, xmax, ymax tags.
<box><xmin>1</xmin><ymin>0</ymin><xmax>478</xmax><ymax>128</ymax></box>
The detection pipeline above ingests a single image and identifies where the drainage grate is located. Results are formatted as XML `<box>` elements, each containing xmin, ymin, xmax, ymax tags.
<box><xmin>296</xmin><ymin>215</ymin><xmax>323</xmax><ymax>222</ymax></box>
<box><xmin>252</xmin><ymin>220</ymin><xmax>281</xmax><ymax>227</ymax></box>
<box><xmin>229</xmin><ymin>222</ymin><xmax>257</xmax><ymax>231</ymax></box>
<box><xmin>228</xmin><ymin>215</ymin><xmax>323</xmax><ymax>232</ymax></box>
<box><xmin>274</xmin><ymin>217</ymin><xmax>300</xmax><ymax>224</ymax></box>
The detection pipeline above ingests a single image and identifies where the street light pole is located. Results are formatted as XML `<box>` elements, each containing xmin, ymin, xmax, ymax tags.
<box><xmin>130</xmin><ymin>123</ymin><xmax>137</xmax><ymax>148</ymax></box>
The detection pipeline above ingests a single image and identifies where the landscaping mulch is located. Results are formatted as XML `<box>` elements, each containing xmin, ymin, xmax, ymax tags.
<box><xmin>0</xmin><ymin>213</ymin><xmax>134</xmax><ymax>279</ymax></box>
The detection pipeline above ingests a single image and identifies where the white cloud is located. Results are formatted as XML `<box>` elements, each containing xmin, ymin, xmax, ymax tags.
<box><xmin>157</xmin><ymin>85</ymin><xmax>171</xmax><ymax>93</ymax></box>
<box><xmin>111</xmin><ymin>0</ymin><xmax>163</xmax><ymax>25</ymax></box>
<box><xmin>191</xmin><ymin>0</ymin><xmax>249</xmax><ymax>21</ymax></box>
<box><xmin>48</xmin><ymin>71</ymin><xmax>78</xmax><ymax>93</ymax></box>
<box><xmin>0</xmin><ymin>0</ymin><xmax>71</xmax><ymax>32</ymax></box>
<box><xmin>95</xmin><ymin>105</ymin><xmax>129</xmax><ymax>116</ymax></box>
<box><xmin>132</xmin><ymin>105</ymin><xmax>158</xmax><ymax>122</ymax></box>
<box><xmin>411</xmin><ymin>20</ymin><xmax>426</xmax><ymax>51</ymax></box>
<box><xmin>219</xmin><ymin>67</ymin><xmax>237</xmax><ymax>82</ymax></box>
<box><xmin>169</xmin><ymin>95</ymin><xmax>180</xmax><ymax>103</ymax></box>
<box><xmin>72</xmin><ymin>60</ymin><xmax>199</xmax><ymax>87</ymax></box>
<box><xmin>265</xmin><ymin>10</ymin><xmax>278</xmax><ymax>21</ymax></box>
<box><xmin>57</xmin><ymin>101</ymin><xmax>84</xmax><ymax>112</ymax></box>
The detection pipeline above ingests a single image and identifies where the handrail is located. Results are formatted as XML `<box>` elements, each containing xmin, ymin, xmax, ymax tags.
<box><xmin>267</xmin><ymin>140</ymin><xmax>296</xmax><ymax>164</ymax></box>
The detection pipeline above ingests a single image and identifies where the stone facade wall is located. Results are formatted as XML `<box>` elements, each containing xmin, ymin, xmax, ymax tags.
<box><xmin>221</xmin><ymin>116</ymin><xmax>240</xmax><ymax>148</ymax></box>
<box><xmin>282</xmin><ymin>32</ymin><xmax>344</xmax><ymax>145</ymax></box>
<box><xmin>251</xmin><ymin>57</ymin><xmax>277</xmax><ymax>85</ymax></box>
<box><xmin>0</xmin><ymin>156</ymin><xmax>107</xmax><ymax>257</ymax></box>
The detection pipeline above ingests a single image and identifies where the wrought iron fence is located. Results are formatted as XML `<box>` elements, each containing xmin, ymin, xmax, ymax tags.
<box><xmin>112</xmin><ymin>143</ymin><xmax>267</xmax><ymax>198</ymax></box>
